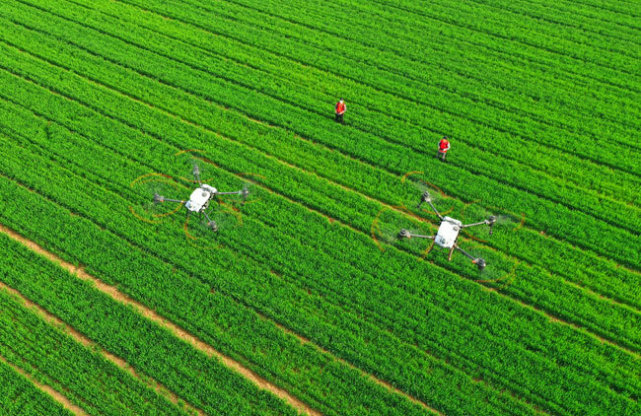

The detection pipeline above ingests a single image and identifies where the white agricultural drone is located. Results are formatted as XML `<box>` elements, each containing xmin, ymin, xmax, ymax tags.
<box><xmin>399</xmin><ymin>191</ymin><xmax>496</xmax><ymax>270</ymax></box>
<box><xmin>153</xmin><ymin>164</ymin><xmax>249</xmax><ymax>232</ymax></box>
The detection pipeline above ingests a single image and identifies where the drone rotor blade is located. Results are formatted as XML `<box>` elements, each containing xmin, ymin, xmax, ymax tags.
<box><xmin>192</xmin><ymin>164</ymin><xmax>202</xmax><ymax>185</ymax></box>
<box><xmin>202</xmin><ymin>210</ymin><xmax>218</xmax><ymax>232</ymax></box>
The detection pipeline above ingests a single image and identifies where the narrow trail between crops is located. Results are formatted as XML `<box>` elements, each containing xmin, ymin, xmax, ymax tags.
<box><xmin>0</xmin><ymin>350</ymin><xmax>89</xmax><ymax>416</ymax></box>
<box><xmin>0</xmin><ymin>266</ymin><xmax>206</xmax><ymax>416</ymax></box>
<box><xmin>0</xmin><ymin>224</ymin><xmax>321</xmax><ymax>416</ymax></box>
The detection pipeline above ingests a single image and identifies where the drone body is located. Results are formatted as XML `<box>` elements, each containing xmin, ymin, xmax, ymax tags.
<box><xmin>185</xmin><ymin>185</ymin><xmax>217</xmax><ymax>213</ymax></box>
<box><xmin>399</xmin><ymin>191</ymin><xmax>495</xmax><ymax>270</ymax></box>
<box><xmin>153</xmin><ymin>165</ymin><xmax>248</xmax><ymax>232</ymax></box>
<box><xmin>434</xmin><ymin>217</ymin><xmax>462</xmax><ymax>249</ymax></box>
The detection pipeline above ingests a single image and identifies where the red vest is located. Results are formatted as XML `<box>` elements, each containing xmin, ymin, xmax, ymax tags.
<box><xmin>336</xmin><ymin>101</ymin><xmax>346</xmax><ymax>114</ymax></box>
<box><xmin>439</xmin><ymin>139</ymin><xmax>450</xmax><ymax>152</ymax></box>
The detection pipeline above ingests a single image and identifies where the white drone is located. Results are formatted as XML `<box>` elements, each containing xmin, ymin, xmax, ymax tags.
<box><xmin>399</xmin><ymin>191</ymin><xmax>496</xmax><ymax>270</ymax></box>
<box><xmin>153</xmin><ymin>164</ymin><xmax>249</xmax><ymax>232</ymax></box>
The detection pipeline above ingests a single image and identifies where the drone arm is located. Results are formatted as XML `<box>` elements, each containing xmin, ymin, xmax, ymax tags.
<box><xmin>453</xmin><ymin>243</ymin><xmax>475</xmax><ymax>261</ymax></box>
<box><xmin>409</xmin><ymin>233</ymin><xmax>435</xmax><ymax>239</ymax></box>
<box><xmin>460</xmin><ymin>221</ymin><xmax>488</xmax><ymax>228</ymax></box>
<box><xmin>215</xmin><ymin>190</ymin><xmax>243</xmax><ymax>195</ymax></box>
<box><xmin>154</xmin><ymin>193</ymin><xmax>186</xmax><ymax>204</ymax></box>
<box><xmin>426</xmin><ymin>200</ymin><xmax>444</xmax><ymax>221</ymax></box>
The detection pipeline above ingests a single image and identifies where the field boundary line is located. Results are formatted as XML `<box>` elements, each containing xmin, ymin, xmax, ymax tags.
<box><xmin>0</xmin><ymin>350</ymin><xmax>89</xmax><ymax>416</ymax></box>
<box><xmin>0</xmin><ymin>224</ymin><xmax>323</xmax><ymax>416</ymax></box>
<box><xmin>0</xmin><ymin>279</ymin><xmax>204</xmax><ymax>416</ymax></box>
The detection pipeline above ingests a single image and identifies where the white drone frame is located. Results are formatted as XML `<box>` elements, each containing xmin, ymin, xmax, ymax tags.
<box><xmin>399</xmin><ymin>191</ymin><xmax>496</xmax><ymax>270</ymax></box>
<box><xmin>153</xmin><ymin>164</ymin><xmax>248</xmax><ymax>232</ymax></box>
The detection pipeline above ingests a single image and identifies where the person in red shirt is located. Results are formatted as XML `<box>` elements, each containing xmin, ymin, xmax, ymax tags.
<box><xmin>335</xmin><ymin>99</ymin><xmax>346</xmax><ymax>123</ymax></box>
<box><xmin>438</xmin><ymin>136</ymin><xmax>450</xmax><ymax>161</ymax></box>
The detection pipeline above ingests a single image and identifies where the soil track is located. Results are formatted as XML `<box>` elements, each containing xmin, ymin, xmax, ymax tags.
<box><xmin>0</xmin><ymin>224</ymin><xmax>322</xmax><ymax>416</ymax></box>
<box><xmin>0</xmin><ymin>353</ymin><xmax>89</xmax><ymax>416</ymax></box>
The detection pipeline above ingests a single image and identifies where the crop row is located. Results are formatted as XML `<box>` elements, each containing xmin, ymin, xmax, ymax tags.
<box><xmin>3</xmin><ymin>33</ymin><xmax>641</xmax><ymax>360</ymax></box>
<box><xmin>1</xmin><ymin>95</ymin><xmax>639</xmax><ymax>416</ymax></box>
<box><xmin>5</xmin><ymin>32</ymin><xmax>640</xmax><ymax>360</ymax></box>
<box><xmin>0</xmin><ymin>162</ymin><xmax>463</xmax><ymax>416</ymax></box>
<box><xmin>0</xmin><ymin>231</ymin><xmax>303</xmax><ymax>416</ymax></box>
<box><xmin>22</xmin><ymin>0</ymin><xmax>641</xmax><ymax>181</ymax></box>
<box><xmin>379</xmin><ymin>0</ymin><xmax>641</xmax><ymax>66</ymax></box>
<box><xmin>52</xmin><ymin>0</ymin><xmax>641</xmax><ymax>218</ymax></box>
<box><xmin>0</xmin><ymin>358</ymin><xmax>73</xmax><ymax>416</ymax></box>
<box><xmin>2</xmin><ymin>42</ymin><xmax>640</xmax><ymax>359</ymax></box>
<box><xmin>197</xmin><ymin>0</ymin><xmax>641</xmax><ymax>150</ymax></box>
<box><xmin>27</xmin><ymin>0</ymin><xmax>641</xmax><ymax>214</ymax></box>
<box><xmin>0</xmin><ymin>104</ymin><xmax>543</xmax><ymax>416</ymax></box>
<box><xmin>4</xmin><ymin>88</ymin><xmax>641</xmax><ymax>406</ymax></box>
<box><xmin>110</xmin><ymin>0</ymin><xmax>641</xmax><ymax>166</ymax></box>
<box><xmin>2</xmin><ymin>0</ymin><xmax>636</xmax><ymax>410</ymax></box>
<box><xmin>459</xmin><ymin>0</ymin><xmax>641</xmax><ymax>43</ymax></box>
<box><xmin>324</xmin><ymin>0</ymin><xmax>641</xmax><ymax>83</ymax></box>
<box><xmin>461</xmin><ymin>0</ymin><xmax>641</xmax><ymax>27</ymax></box>
<box><xmin>0</xmin><ymin>284</ymin><xmax>194</xmax><ymax>415</ymax></box>
<box><xmin>114</xmin><ymin>0</ymin><xmax>641</xmax><ymax>155</ymax></box>
<box><xmin>1</xmin><ymin>20</ymin><xmax>639</xmax><ymax>314</ymax></box>
<box><xmin>1</xmin><ymin>8</ymin><xmax>640</xmax><ymax>280</ymax></box>
<box><xmin>215</xmin><ymin>0</ymin><xmax>641</xmax><ymax>122</ymax></box>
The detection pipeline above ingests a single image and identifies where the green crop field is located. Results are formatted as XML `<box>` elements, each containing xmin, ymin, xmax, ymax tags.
<box><xmin>0</xmin><ymin>0</ymin><xmax>640</xmax><ymax>415</ymax></box>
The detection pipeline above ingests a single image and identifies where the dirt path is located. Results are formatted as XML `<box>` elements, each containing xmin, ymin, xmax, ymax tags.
<box><xmin>0</xmin><ymin>224</ymin><xmax>322</xmax><ymax>416</ymax></box>
<box><xmin>0</xmin><ymin>353</ymin><xmax>89</xmax><ymax>416</ymax></box>
<box><xmin>0</xmin><ymin>280</ymin><xmax>204</xmax><ymax>416</ymax></box>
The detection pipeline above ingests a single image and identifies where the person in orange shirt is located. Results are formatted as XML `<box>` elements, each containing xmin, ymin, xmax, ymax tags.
<box><xmin>335</xmin><ymin>99</ymin><xmax>346</xmax><ymax>123</ymax></box>
<box><xmin>438</xmin><ymin>136</ymin><xmax>450</xmax><ymax>161</ymax></box>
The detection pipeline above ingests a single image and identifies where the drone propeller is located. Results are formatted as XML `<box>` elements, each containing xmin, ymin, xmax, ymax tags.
<box><xmin>240</xmin><ymin>183</ymin><xmax>250</xmax><ymax>204</ymax></box>
<box><xmin>460</xmin><ymin>204</ymin><xmax>523</xmax><ymax>241</ymax></box>
<box><xmin>416</xmin><ymin>190</ymin><xmax>431</xmax><ymax>209</ymax></box>
<box><xmin>405</xmin><ymin>180</ymin><xmax>453</xmax><ymax>219</ymax></box>
<box><xmin>202</xmin><ymin>210</ymin><xmax>219</xmax><ymax>232</ymax></box>
<box><xmin>472</xmin><ymin>257</ymin><xmax>487</xmax><ymax>271</ymax></box>
<box><xmin>130</xmin><ymin>175</ymin><xmax>184</xmax><ymax>223</ymax></box>
<box><xmin>192</xmin><ymin>163</ymin><xmax>202</xmax><ymax>186</ymax></box>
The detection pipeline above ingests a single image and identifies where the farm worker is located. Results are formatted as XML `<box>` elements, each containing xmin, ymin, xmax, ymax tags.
<box><xmin>437</xmin><ymin>136</ymin><xmax>450</xmax><ymax>161</ymax></box>
<box><xmin>335</xmin><ymin>99</ymin><xmax>346</xmax><ymax>123</ymax></box>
